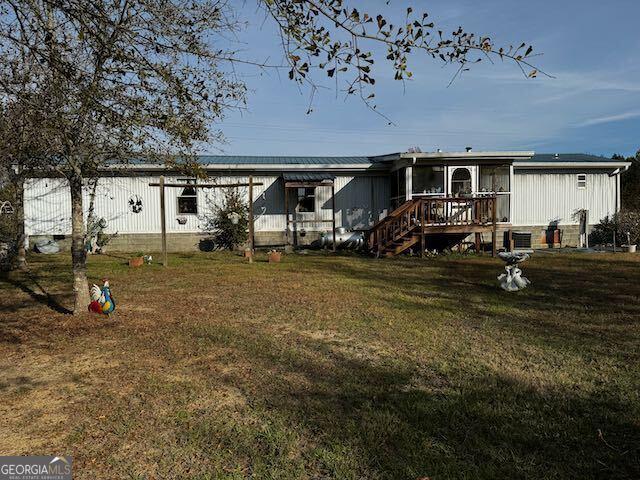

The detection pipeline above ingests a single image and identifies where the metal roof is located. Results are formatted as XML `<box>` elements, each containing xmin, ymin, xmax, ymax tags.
<box><xmin>198</xmin><ymin>155</ymin><xmax>377</xmax><ymax>165</ymax></box>
<box><xmin>282</xmin><ymin>172</ymin><xmax>336</xmax><ymax>182</ymax></box>
<box><xmin>528</xmin><ymin>153</ymin><xmax>615</xmax><ymax>163</ymax></box>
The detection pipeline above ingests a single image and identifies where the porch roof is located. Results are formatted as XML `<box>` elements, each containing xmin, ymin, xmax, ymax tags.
<box><xmin>282</xmin><ymin>172</ymin><xmax>335</xmax><ymax>182</ymax></box>
<box><xmin>282</xmin><ymin>172</ymin><xmax>335</xmax><ymax>187</ymax></box>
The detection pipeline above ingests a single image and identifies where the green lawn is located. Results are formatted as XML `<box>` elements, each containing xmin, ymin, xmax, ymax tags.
<box><xmin>0</xmin><ymin>251</ymin><xmax>639</xmax><ymax>479</ymax></box>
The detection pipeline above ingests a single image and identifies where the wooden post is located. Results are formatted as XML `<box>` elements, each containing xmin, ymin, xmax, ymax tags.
<box><xmin>331</xmin><ymin>183</ymin><xmax>336</xmax><ymax>253</ymax></box>
<box><xmin>284</xmin><ymin>184</ymin><xmax>289</xmax><ymax>247</ymax></box>
<box><xmin>420</xmin><ymin>199</ymin><xmax>425</xmax><ymax>258</ymax></box>
<box><xmin>613</xmin><ymin>231</ymin><xmax>616</xmax><ymax>253</ymax></box>
<box><xmin>159</xmin><ymin>175</ymin><xmax>168</xmax><ymax>267</ymax></box>
<box><xmin>475</xmin><ymin>232</ymin><xmax>481</xmax><ymax>255</ymax></box>
<box><xmin>491</xmin><ymin>199</ymin><xmax>497</xmax><ymax>257</ymax></box>
<box><xmin>491</xmin><ymin>173</ymin><xmax>497</xmax><ymax>257</ymax></box>
<box><xmin>508</xmin><ymin>229</ymin><xmax>514</xmax><ymax>252</ymax></box>
<box><xmin>248</xmin><ymin>175</ymin><xmax>254</xmax><ymax>263</ymax></box>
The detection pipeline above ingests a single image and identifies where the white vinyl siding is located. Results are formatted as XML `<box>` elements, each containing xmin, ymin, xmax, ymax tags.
<box><xmin>512</xmin><ymin>170</ymin><xmax>617</xmax><ymax>226</ymax></box>
<box><xmin>24</xmin><ymin>174</ymin><xmax>390</xmax><ymax>235</ymax></box>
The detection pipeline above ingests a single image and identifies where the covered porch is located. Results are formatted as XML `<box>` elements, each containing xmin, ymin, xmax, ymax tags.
<box><xmin>389</xmin><ymin>158</ymin><xmax>514</xmax><ymax>225</ymax></box>
<box><xmin>368</xmin><ymin>153</ymin><xmax>523</xmax><ymax>256</ymax></box>
<box><xmin>368</xmin><ymin>195</ymin><xmax>499</xmax><ymax>256</ymax></box>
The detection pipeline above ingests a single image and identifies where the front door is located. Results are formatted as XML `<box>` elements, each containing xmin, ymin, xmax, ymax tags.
<box><xmin>447</xmin><ymin>166</ymin><xmax>476</xmax><ymax>222</ymax></box>
<box><xmin>447</xmin><ymin>166</ymin><xmax>476</xmax><ymax>196</ymax></box>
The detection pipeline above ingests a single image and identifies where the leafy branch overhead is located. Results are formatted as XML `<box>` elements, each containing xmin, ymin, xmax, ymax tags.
<box><xmin>261</xmin><ymin>0</ymin><xmax>547</xmax><ymax>117</ymax></box>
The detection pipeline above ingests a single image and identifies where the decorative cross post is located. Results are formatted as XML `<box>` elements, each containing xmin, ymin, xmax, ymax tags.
<box><xmin>248</xmin><ymin>176</ymin><xmax>254</xmax><ymax>263</ymax></box>
<box><xmin>150</xmin><ymin>177</ymin><xmax>263</xmax><ymax>267</ymax></box>
<box><xmin>159</xmin><ymin>176</ymin><xmax>168</xmax><ymax>266</ymax></box>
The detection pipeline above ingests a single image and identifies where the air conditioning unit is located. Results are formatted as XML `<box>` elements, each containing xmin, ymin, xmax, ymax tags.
<box><xmin>512</xmin><ymin>231</ymin><xmax>532</xmax><ymax>249</ymax></box>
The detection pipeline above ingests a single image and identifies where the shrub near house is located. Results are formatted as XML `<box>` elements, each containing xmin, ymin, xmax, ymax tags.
<box><xmin>591</xmin><ymin>210</ymin><xmax>640</xmax><ymax>246</ymax></box>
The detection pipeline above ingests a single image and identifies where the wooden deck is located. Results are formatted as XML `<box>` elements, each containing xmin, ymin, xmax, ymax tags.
<box><xmin>368</xmin><ymin>197</ymin><xmax>499</xmax><ymax>256</ymax></box>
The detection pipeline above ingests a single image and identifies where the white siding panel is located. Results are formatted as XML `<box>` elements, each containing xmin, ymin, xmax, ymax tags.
<box><xmin>24</xmin><ymin>178</ymin><xmax>71</xmax><ymax>235</ymax></box>
<box><xmin>333</xmin><ymin>176</ymin><xmax>390</xmax><ymax>229</ymax></box>
<box><xmin>24</xmin><ymin>174</ymin><xmax>390</xmax><ymax>235</ymax></box>
<box><xmin>513</xmin><ymin>171</ymin><xmax>617</xmax><ymax>226</ymax></box>
<box><xmin>89</xmin><ymin>176</ymin><xmax>161</xmax><ymax>234</ymax></box>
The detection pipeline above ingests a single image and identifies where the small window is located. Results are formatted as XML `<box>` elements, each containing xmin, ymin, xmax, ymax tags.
<box><xmin>177</xmin><ymin>179</ymin><xmax>198</xmax><ymax>214</ymax></box>
<box><xmin>296</xmin><ymin>187</ymin><xmax>315</xmax><ymax>213</ymax></box>
<box><xmin>577</xmin><ymin>174</ymin><xmax>587</xmax><ymax>189</ymax></box>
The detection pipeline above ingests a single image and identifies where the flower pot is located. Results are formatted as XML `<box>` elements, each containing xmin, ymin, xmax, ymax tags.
<box><xmin>129</xmin><ymin>256</ymin><xmax>144</xmax><ymax>267</ymax></box>
<box><xmin>268</xmin><ymin>251</ymin><xmax>282</xmax><ymax>263</ymax></box>
<box><xmin>244</xmin><ymin>249</ymin><xmax>253</xmax><ymax>258</ymax></box>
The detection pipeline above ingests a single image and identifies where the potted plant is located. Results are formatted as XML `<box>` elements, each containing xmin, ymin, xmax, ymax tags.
<box><xmin>268</xmin><ymin>249</ymin><xmax>282</xmax><ymax>263</ymax></box>
<box><xmin>129</xmin><ymin>251</ymin><xmax>144</xmax><ymax>267</ymax></box>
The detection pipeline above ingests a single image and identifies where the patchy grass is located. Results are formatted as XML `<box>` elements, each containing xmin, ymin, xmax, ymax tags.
<box><xmin>0</xmin><ymin>251</ymin><xmax>639</xmax><ymax>479</ymax></box>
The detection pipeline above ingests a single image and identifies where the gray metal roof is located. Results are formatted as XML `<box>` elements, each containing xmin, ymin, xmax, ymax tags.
<box><xmin>198</xmin><ymin>155</ymin><xmax>377</xmax><ymax>165</ymax></box>
<box><xmin>282</xmin><ymin>172</ymin><xmax>336</xmax><ymax>182</ymax></box>
<box><xmin>528</xmin><ymin>153</ymin><xmax>615</xmax><ymax>163</ymax></box>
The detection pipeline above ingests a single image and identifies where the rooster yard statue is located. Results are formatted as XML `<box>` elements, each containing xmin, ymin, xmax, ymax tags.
<box><xmin>88</xmin><ymin>278</ymin><xmax>116</xmax><ymax>315</ymax></box>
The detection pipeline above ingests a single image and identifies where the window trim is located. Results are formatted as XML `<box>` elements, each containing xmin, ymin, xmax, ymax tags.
<box><xmin>295</xmin><ymin>187</ymin><xmax>316</xmax><ymax>213</ymax></box>
<box><xmin>577</xmin><ymin>173</ymin><xmax>587</xmax><ymax>189</ymax></box>
<box><xmin>411</xmin><ymin>165</ymin><xmax>445</xmax><ymax>195</ymax></box>
<box><xmin>177</xmin><ymin>178</ymin><xmax>198</xmax><ymax>215</ymax></box>
<box><xmin>451</xmin><ymin>167</ymin><xmax>473</xmax><ymax>196</ymax></box>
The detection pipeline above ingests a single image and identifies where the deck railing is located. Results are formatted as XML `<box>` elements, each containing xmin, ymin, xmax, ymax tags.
<box><xmin>368</xmin><ymin>196</ymin><xmax>496</xmax><ymax>254</ymax></box>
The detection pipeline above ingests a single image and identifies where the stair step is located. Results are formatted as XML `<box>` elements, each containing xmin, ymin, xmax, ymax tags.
<box><xmin>379</xmin><ymin>234</ymin><xmax>421</xmax><ymax>256</ymax></box>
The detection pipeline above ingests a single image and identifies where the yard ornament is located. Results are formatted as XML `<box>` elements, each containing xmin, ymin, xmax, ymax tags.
<box><xmin>497</xmin><ymin>252</ymin><xmax>531</xmax><ymax>292</ymax></box>
<box><xmin>88</xmin><ymin>278</ymin><xmax>116</xmax><ymax>315</ymax></box>
<box><xmin>0</xmin><ymin>201</ymin><xmax>14</xmax><ymax>214</ymax></box>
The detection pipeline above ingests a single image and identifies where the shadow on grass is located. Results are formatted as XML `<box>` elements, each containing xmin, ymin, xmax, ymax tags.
<box><xmin>0</xmin><ymin>270</ymin><xmax>71</xmax><ymax>315</ymax></box>
<box><xmin>314</xmin><ymin>255</ymin><xmax>640</xmax><ymax>359</ymax></box>
<box><xmin>183</xmin><ymin>322</ymin><xmax>640</xmax><ymax>479</ymax></box>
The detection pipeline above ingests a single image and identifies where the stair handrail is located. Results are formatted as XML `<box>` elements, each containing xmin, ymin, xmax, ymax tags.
<box><xmin>369</xmin><ymin>198</ymin><xmax>421</xmax><ymax>252</ymax></box>
<box><xmin>369</xmin><ymin>195</ymin><xmax>498</xmax><ymax>254</ymax></box>
<box><xmin>369</xmin><ymin>198</ymin><xmax>419</xmax><ymax>231</ymax></box>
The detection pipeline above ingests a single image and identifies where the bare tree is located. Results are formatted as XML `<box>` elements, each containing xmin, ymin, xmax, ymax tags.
<box><xmin>260</xmin><ymin>1</ymin><xmax>547</xmax><ymax>119</ymax></box>
<box><xmin>0</xmin><ymin>79</ymin><xmax>54</xmax><ymax>270</ymax></box>
<box><xmin>0</xmin><ymin>0</ymin><xmax>246</xmax><ymax>313</ymax></box>
<box><xmin>0</xmin><ymin>0</ymin><xmax>543</xmax><ymax>314</ymax></box>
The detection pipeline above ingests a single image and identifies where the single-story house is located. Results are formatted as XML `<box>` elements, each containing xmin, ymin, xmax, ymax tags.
<box><xmin>23</xmin><ymin>150</ymin><xmax>631</xmax><ymax>253</ymax></box>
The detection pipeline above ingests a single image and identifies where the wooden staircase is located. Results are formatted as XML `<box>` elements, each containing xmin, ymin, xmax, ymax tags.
<box><xmin>368</xmin><ymin>196</ymin><xmax>498</xmax><ymax>257</ymax></box>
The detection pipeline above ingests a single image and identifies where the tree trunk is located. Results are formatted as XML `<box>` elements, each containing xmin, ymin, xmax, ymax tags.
<box><xmin>70</xmin><ymin>175</ymin><xmax>89</xmax><ymax>314</ymax></box>
<box><xmin>14</xmin><ymin>177</ymin><xmax>27</xmax><ymax>270</ymax></box>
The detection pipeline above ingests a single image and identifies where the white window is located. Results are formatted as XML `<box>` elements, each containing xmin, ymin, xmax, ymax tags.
<box><xmin>177</xmin><ymin>179</ymin><xmax>198</xmax><ymax>214</ymax></box>
<box><xmin>577</xmin><ymin>174</ymin><xmax>587</xmax><ymax>189</ymax></box>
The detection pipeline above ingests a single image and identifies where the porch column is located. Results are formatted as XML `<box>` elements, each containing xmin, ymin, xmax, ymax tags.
<box><xmin>405</xmin><ymin>165</ymin><xmax>412</xmax><ymax>202</ymax></box>
<box><xmin>284</xmin><ymin>183</ymin><xmax>289</xmax><ymax>246</ymax></box>
<box><xmin>509</xmin><ymin>164</ymin><xmax>515</xmax><ymax>224</ymax></box>
<box><xmin>331</xmin><ymin>183</ymin><xmax>336</xmax><ymax>253</ymax></box>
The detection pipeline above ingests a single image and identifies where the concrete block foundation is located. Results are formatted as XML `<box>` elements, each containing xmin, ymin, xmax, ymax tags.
<box><xmin>28</xmin><ymin>224</ymin><xmax>586</xmax><ymax>253</ymax></box>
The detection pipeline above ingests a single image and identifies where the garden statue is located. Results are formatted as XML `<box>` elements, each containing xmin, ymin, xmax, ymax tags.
<box><xmin>88</xmin><ymin>278</ymin><xmax>116</xmax><ymax>315</ymax></box>
<box><xmin>497</xmin><ymin>251</ymin><xmax>531</xmax><ymax>292</ymax></box>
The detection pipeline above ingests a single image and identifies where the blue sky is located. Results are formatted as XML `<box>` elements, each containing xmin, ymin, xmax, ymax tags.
<box><xmin>212</xmin><ymin>0</ymin><xmax>640</xmax><ymax>157</ymax></box>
